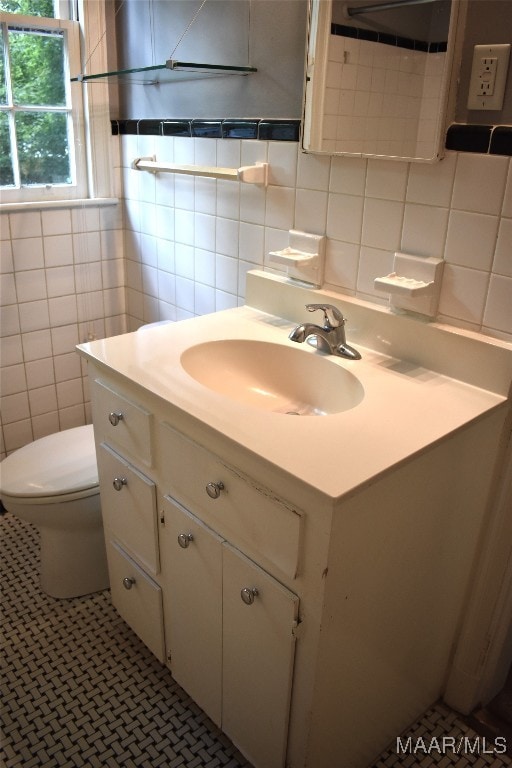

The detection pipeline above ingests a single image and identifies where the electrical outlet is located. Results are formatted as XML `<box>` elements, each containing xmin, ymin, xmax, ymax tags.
<box><xmin>467</xmin><ymin>44</ymin><xmax>511</xmax><ymax>110</ymax></box>
<box><xmin>479</xmin><ymin>57</ymin><xmax>497</xmax><ymax>96</ymax></box>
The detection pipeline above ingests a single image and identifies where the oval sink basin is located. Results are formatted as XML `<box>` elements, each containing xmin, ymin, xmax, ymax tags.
<box><xmin>180</xmin><ymin>339</ymin><xmax>364</xmax><ymax>415</ymax></box>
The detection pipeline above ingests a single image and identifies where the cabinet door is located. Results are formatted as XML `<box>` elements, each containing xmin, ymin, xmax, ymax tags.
<box><xmin>98</xmin><ymin>443</ymin><xmax>159</xmax><ymax>574</ymax></box>
<box><xmin>161</xmin><ymin>496</ymin><xmax>223</xmax><ymax>726</ymax></box>
<box><xmin>222</xmin><ymin>543</ymin><xmax>299</xmax><ymax>768</ymax></box>
<box><xmin>108</xmin><ymin>542</ymin><xmax>165</xmax><ymax>663</ymax></box>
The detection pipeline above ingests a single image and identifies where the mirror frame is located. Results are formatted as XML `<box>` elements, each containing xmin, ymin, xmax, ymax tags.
<box><xmin>302</xmin><ymin>0</ymin><xmax>463</xmax><ymax>162</ymax></box>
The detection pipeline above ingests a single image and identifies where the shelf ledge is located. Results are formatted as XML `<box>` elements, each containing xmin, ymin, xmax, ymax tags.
<box><xmin>71</xmin><ymin>61</ymin><xmax>257</xmax><ymax>83</ymax></box>
<box><xmin>132</xmin><ymin>156</ymin><xmax>269</xmax><ymax>185</ymax></box>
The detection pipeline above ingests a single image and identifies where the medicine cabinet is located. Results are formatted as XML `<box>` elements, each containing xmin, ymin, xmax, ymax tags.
<box><xmin>302</xmin><ymin>0</ymin><xmax>462</xmax><ymax>161</ymax></box>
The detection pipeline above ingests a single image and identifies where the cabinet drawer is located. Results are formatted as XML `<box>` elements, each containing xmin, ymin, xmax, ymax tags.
<box><xmin>108</xmin><ymin>542</ymin><xmax>165</xmax><ymax>663</ymax></box>
<box><xmin>98</xmin><ymin>443</ymin><xmax>159</xmax><ymax>574</ymax></box>
<box><xmin>93</xmin><ymin>379</ymin><xmax>152</xmax><ymax>466</ymax></box>
<box><xmin>160</xmin><ymin>423</ymin><xmax>302</xmax><ymax>578</ymax></box>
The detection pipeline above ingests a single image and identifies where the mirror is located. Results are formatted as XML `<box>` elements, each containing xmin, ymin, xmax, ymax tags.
<box><xmin>303</xmin><ymin>0</ymin><xmax>460</xmax><ymax>161</ymax></box>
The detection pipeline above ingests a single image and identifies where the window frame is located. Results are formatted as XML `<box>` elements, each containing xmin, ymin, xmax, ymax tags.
<box><xmin>0</xmin><ymin>10</ymin><xmax>88</xmax><ymax>203</ymax></box>
<box><xmin>0</xmin><ymin>0</ymin><xmax>114</xmax><ymax>209</ymax></box>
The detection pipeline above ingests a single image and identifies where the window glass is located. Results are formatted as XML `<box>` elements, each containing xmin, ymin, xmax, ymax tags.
<box><xmin>0</xmin><ymin>33</ymin><xmax>6</xmax><ymax>104</ymax></box>
<box><xmin>10</xmin><ymin>28</ymin><xmax>66</xmax><ymax>106</ymax></box>
<box><xmin>0</xmin><ymin>112</ymin><xmax>14</xmax><ymax>186</ymax></box>
<box><xmin>15</xmin><ymin>111</ymin><xmax>70</xmax><ymax>185</ymax></box>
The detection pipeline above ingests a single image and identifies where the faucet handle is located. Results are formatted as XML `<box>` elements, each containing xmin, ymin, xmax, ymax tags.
<box><xmin>306</xmin><ymin>303</ymin><xmax>345</xmax><ymax>329</ymax></box>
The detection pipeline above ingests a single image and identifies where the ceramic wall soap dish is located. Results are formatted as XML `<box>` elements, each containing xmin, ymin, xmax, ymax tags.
<box><xmin>269</xmin><ymin>230</ymin><xmax>325</xmax><ymax>287</ymax></box>
<box><xmin>374</xmin><ymin>252</ymin><xmax>444</xmax><ymax>317</ymax></box>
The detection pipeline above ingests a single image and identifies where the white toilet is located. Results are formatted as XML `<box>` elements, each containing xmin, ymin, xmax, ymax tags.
<box><xmin>0</xmin><ymin>424</ymin><xmax>109</xmax><ymax>599</ymax></box>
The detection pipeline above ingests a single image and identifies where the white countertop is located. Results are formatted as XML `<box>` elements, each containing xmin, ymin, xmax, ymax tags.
<box><xmin>77</xmin><ymin>298</ymin><xmax>507</xmax><ymax>502</ymax></box>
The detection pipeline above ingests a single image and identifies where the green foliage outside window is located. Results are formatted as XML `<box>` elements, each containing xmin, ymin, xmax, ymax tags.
<box><xmin>16</xmin><ymin>112</ymin><xmax>70</xmax><ymax>185</ymax></box>
<box><xmin>0</xmin><ymin>112</ymin><xmax>14</xmax><ymax>185</ymax></box>
<box><xmin>10</xmin><ymin>29</ymin><xmax>66</xmax><ymax>106</ymax></box>
<box><xmin>0</xmin><ymin>31</ymin><xmax>5</xmax><ymax>103</ymax></box>
<box><xmin>0</xmin><ymin>1</ymin><xmax>54</xmax><ymax>18</ymax></box>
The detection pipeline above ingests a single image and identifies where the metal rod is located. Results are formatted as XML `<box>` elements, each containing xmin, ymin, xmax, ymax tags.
<box><xmin>347</xmin><ymin>0</ymin><xmax>435</xmax><ymax>17</ymax></box>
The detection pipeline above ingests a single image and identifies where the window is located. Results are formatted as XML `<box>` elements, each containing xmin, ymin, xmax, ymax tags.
<box><xmin>0</xmin><ymin>0</ymin><xmax>89</xmax><ymax>203</ymax></box>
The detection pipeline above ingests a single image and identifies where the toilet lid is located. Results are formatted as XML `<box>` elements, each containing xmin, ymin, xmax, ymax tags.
<box><xmin>0</xmin><ymin>424</ymin><xmax>99</xmax><ymax>499</ymax></box>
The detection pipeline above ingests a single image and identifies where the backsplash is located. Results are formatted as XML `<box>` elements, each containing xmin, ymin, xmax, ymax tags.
<box><xmin>1</xmin><ymin>133</ymin><xmax>511</xmax><ymax>458</ymax></box>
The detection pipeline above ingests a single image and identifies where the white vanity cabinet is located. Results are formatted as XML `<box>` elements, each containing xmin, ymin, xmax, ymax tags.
<box><xmin>80</xmin><ymin>283</ymin><xmax>511</xmax><ymax>768</ymax></box>
<box><xmin>160</xmin><ymin>495</ymin><xmax>299</xmax><ymax>768</ymax></box>
<box><xmin>91</xmin><ymin>376</ymin><xmax>302</xmax><ymax>768</ymax></box>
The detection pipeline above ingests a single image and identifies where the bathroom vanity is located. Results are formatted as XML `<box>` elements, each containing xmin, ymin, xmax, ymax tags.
<box><xmin>78</xmin><ymin>271</ymin><xmax>512</xmax><ymax>768</ymax></box>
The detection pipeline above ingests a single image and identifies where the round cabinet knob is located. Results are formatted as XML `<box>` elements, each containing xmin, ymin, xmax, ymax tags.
<box><xmin>177</xmin><ymin>533</ymin><xmax>194</xmax><ymax>549</ymax></box>
<box><xmin>109</xmin><ymin>411</ymin><xmax>123</xmax><ymax>426</ymax></box>
<box><xmin>240</xmin><ymin>587</ymin><xmax>259</xmax><ymax>605</ymax></box>
<box><xmin>205</xmin><ymin>481</ymin><xmax>224</xmax><ymax>500</ymax></box>
<box><xmin>112</xmin><ymin>477</ymin><xmax>127</xmax><ymax>491</ymax></box>
<box><xmin>123</xmin><ymin>577</ymin><xmax>135</xmax><ymax>590</ymax></box>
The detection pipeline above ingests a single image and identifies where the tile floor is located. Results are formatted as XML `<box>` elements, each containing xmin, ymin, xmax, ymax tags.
<box><xmin>1</xmin><ymin>512</ymin><xmax>511</xmax><ymax>768</ymax></box>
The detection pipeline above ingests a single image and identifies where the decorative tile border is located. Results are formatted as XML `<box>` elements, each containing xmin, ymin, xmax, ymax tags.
<box><xmin>490</xmin><ymin>126</ymin><xmax>512</xmax><ymax>156</ymax></box>
<box><xmin>447</xmin><ymin>124</ymin><xmax>512</xmax><ymax>156</ymax></box>
<box><xmin>331</xmin><ymin>22</ymin><xmax>447</xmax><ymax>52</ymax></box>
<box><xmin>111</xmin><ymin>118</ymin><xmax>511</xmax><ymax>157</ymax></box>
<box><xmin>112</xmin><ymin>118</ymin><xmax>301</xmax><ymax>142</ymax></box>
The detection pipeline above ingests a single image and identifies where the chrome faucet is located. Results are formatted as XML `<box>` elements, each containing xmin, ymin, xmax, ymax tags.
<box><xmin>289</xmin><ymin>303</ymin><xmax>361</xmax><ymax>360</ymax></box>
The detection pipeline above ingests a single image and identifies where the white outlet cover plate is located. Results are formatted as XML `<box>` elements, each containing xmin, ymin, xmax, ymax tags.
<box><xmin>467</xmin><ymin>43</ymin><xmax>511</xmax><ymax>111</ymax></box>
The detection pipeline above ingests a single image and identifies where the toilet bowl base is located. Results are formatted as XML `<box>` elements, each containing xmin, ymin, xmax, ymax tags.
<box><xmin>2</xmin><ymin>493</ymin><xmax>110</xmax><ymax>599</ymax></box>
<box><xmin>0</xmin><ymin>425</ymin><xmax>108</xmax><ymax>599</ymax></box>
<box><xmin>39</xmin><ymin>525</ymin><xmax>110</xmax><ymax>598</ymax></box>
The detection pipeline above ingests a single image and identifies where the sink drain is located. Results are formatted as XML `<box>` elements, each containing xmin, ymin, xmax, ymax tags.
<box><xmin>286</xmin><ymin>411</ymin><xmax>301</xmax><ymax>416</ymax></box>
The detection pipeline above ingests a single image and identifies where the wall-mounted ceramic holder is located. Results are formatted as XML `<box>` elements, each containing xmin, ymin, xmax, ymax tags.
<box><xmin>269</xmin><ymin>230</ymin><xmax>325</xmax><ymax>287</ymax></box>
<box><xmin>132</xmin><ymin>156</ymin><xmax>269</xmax><ymax>185</ymax></box>
<box><xmin>374</xmin><ymin>252</ymin><xmax>444</xmax><ymax>318</ymax></box>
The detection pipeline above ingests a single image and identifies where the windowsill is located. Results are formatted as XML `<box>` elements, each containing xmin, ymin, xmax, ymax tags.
<box><xmin>0</xmin><ymin>197</ymin><xmax>119</xmax><ymax>213</ymax></box>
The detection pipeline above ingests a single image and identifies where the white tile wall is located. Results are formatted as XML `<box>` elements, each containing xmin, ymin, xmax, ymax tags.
<box><xmin>2</xmin><ymin>134</ymin><xmax>511</xmax><ymax>459</ymax></box>
<box><xmin>0</xmin><ymin>150</ymin><xmax>125</xmax><ymax>457</ymax></box>
<box><xmin>119</xmin><ymin>135</ymin><xmax>511</xmax><ymax>347</ymax></box>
